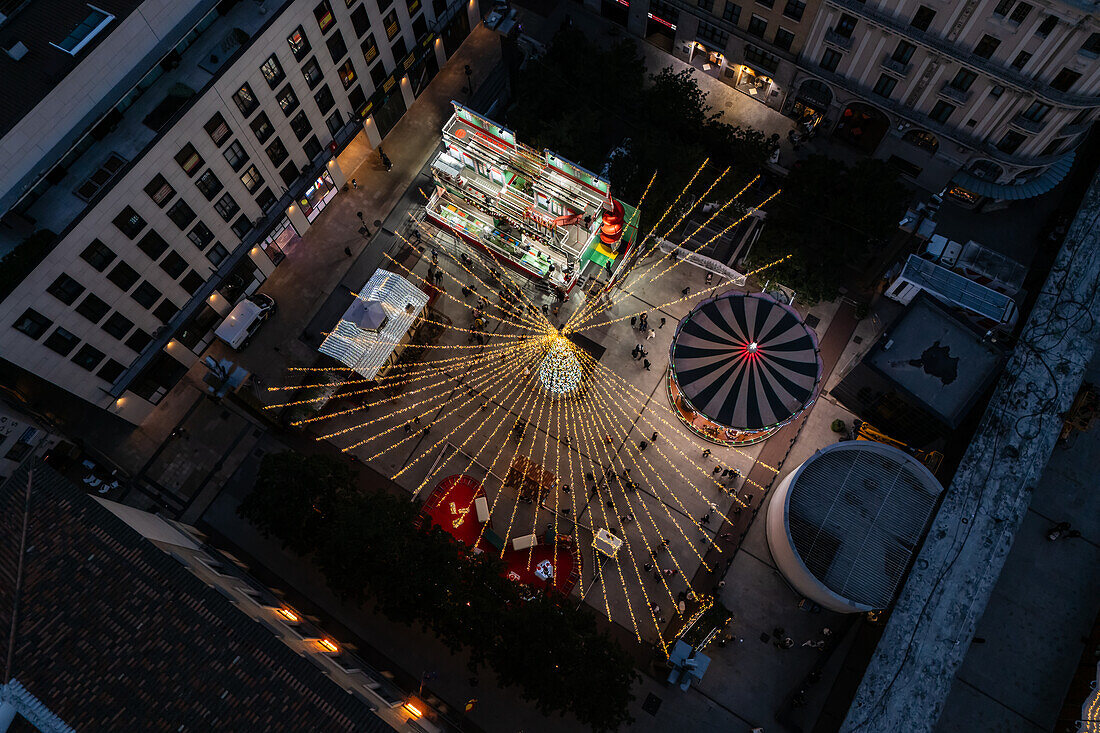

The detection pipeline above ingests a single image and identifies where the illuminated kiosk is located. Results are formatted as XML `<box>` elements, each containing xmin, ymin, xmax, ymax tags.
<box><xmin>765</xmin><ymin>442</ymin><xmax>943</xmax><ymax>613</ymax></box>
<box><xmin>667</xmin><ymin>291</ymin><xmax>822</xmax><ymax>445</ymax></box>
<box><xmin>425</xmin><ymin>102</ymin><xmax>638</xmax><ymax>294</ymax></box>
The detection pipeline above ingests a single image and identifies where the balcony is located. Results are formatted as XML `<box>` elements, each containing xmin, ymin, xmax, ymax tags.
<box><xmin>824</xmin><ymin>29</ymin><xmax>853</xmax><ymax>50</ymax></box>
<box><xmin>880</xmin><ymin>54</ymin><xmax>911</xmax><ymax>77</ymax></box>
<box><xmin>938</xmin><ymin>83</ymin><xmax>972</xmax><ymax>104</ymax></box>
<box><xmin>1010</xmin><ymin>114</ymin><xmax>1046</xmax><ymax>134</ymax></box>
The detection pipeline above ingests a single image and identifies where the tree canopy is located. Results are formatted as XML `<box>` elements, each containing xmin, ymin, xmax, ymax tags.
<box><xmin>745</xmin><ymin>156</ymin><xmax>911</xmax><ymax>302</ymax></box>
<box><xmin>239</xmin><ymin>451</ymin><xmax>638</xmax><ymax>731</ymax></box>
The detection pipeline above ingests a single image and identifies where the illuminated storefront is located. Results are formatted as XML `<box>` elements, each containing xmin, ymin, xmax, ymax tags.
<box><xmin>299</xmin><ymin>171</ymin><xmax>338</xmax><ymax>222</ymax></box>
<box><xmin>734</xmin><ymin>65</ymin><xmax>774</xmax><ymax>100</ymax></box>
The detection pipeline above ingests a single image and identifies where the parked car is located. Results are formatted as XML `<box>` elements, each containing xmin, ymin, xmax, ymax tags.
<box><xmin>214</xmin><ymin>293</ymin><xmax>277</xmax><ymax>349</ymax></box>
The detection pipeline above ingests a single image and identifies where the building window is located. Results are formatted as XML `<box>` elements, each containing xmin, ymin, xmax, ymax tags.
<box><xmin>131</xmin><ymin>281</ymin><xmax>161</xmax><ymax>309</ymax></box>
<box><xmin>231</xmin><ymin>216</ymin><xmax>254</xmax><ymax>240</ymax></box>
<box><xmin>302</xmin><ymin>57</ymin><xmax>324</xmax><ymax>88</ymax></box>
<box><xmin>98</xmin><ymin>359</ymin><xmax>127</xmax><ymax>384</ymax></box>
<box><xmin>175</xmin><ymin>143</ymin><xmax>203</xmax><ymax>177</ymax></box>
<box><xmin>233</xmin><ymin>83</ymin><xmax>259</xmax><ymax>117</ymax></box>
<box><xmin>1011</xmin><ymin>51</ymin><xmax>1031</xmax><ymax>70</ymax></box>
<box><xmin>125</xmin><ymin>328</ymin><xmax>151</xmax><ymax>352</ymax></box>
<box><xmin>1008</xmin><ymin>2</ymin><xmax>1031</xmax><ymax>24</ymax></box>
<box><xmin>748</xmin><ymin>14</ymin><xmax>767</xmax><ymax>37</ymax></box>
<box><xmin>755</xmin><ymin>0</ymin><xmax>772</xmax><ymax>7</ymax></box>
<box><xmin>1035</xmin><ymin>14</ymin><xmax>1056</xmax><ymax>36</ymax></box>
<box><xmin>774</xmin><ymin>27</ymin><xmax>795</xmax><ymax>51</ymax></box>
<box><xmin>314</xmin><ymin>85</ymin><xmax>335</xmax><ymax>114</ymax></box>
<box><xmin>102</xmin><ymin>312</ymin><xmax>133</xmax><ymax>339</ymax></box>
<box><xmin>180</xmin><ymin>271</ymin><xmax>205</xmax><ymax>295</ymax></box>
<box><xmin>996</xmin><ymin>130</ymin><xmax>1026</xmax><ymax>154</ymax></box>
<box><xmin>137</xmin><ymin>230</ymin><xmax>168</xmax><ymax>260</ymax></box>
<box><xmin>407</xmin><ymin>0</ymin><xmax>421</xmax><ymax>17</ymax></box>
<box><xmin>153</xmin><ymin>299</ymin><xmax>178</xmax><ymax>324</ymax></box>
<box><xmin>80</xmin><ymin>240</ymin><xmax>116</xmax><ymax>271</ymax></box>
<box><xmin>214</xmin><ymin>193</ymin><xmax>240</xmax><ymax>222</ymax></box>
<box><xmin>315</xmin><ymin>0</ymin><xmax>335</xmax><ymax>32</ymax></box>
<box><xmin>1080</xmin><ymin>33</ymin><xmax>1100</xmax><ymax>57</ymax></box>
<box><xmin>910</xmin><ymin>6</ymin><xmax>935</xmax><ymax>31</ymax></box>
<box><xmin>326</xmin><ymin>110</ymin><xmax>345</xmax><ymax>137</ymax></box>
<box><xmin>370</xmin><ymin>61</ymin><xmax>387</xmax><ymax>87</ymax></box>
<box><xmin>280</xmin><ymin>162</ymin><xmax>300</xmax><ymax>186</ymax></box>
<box><xmin>47</xmin><ymin>274</ymin><xmax>85</xmax><ymax>305</ymax></box>
<box><xmin>207</xmin><ymin>243</ymin><xmax>230</xmax><ymax>266</ymax></box>
<box><xmin>240</xmin><ymin>165</ymin><xmax>265</xmax><ymax>193</ymax></box>
<box><xmin>391</xmin><ymin>37</ymin><xmax>407</xmax><ymax>63</ymax></box>
<box><xmin>167</xmin><ymin>199</ymin><xmax>196</xmax><ymax>229</ymax></box>
<box><xmin>949</xmin><ymin>68</ymin><xmax>977</xmax><ymax>91</ymax></box>
<box><xmin>834</xmin><ymin>14</ymin><xmax>856</xmax><ymax>37</ymax></box>
<box><xmin>261</xmin><ymin>54</ymin><xmax>285</xmax><ymax>89</ymax></box>
<box><xmin>721</xmin><ymin>2</ymin><xmax>740</xmax><ymax>23</ymax></box>
<box><xmin>107</xmin><ymin>262</ymin><xmax>139</xmax><ymax>291</ymax></box>
<box><xmin>697</xmin><ymin>22</ymin><xmax>729</xmax><ymax>47</ymax></box>
<box><xmin>821</xmin><ymin>48</ymin><xmax>842</xmax><ymax>72</ymax></box>
<box><xmin>188</xmin><ymin>222</ymin><xmax>214</xmax><ymax>250</ymax></box>
<box><xmin>872</xmin><ymin>73</ymin><xmax>897</xmax><ymax>98</ymax></box>
<box><xmin>990</xmin><ymin>84</ymin><xmax>1005</xmax><ymax>97</ymax></box>
<box><xmin>697</xmin><ymin>0</ymin><xmax>714</xmax><ymax>12</ymax></box>
<box><xmin>13</xmin><ymin>309</ymin><xmax>52</xmax><ymax>339</ymax></box>
<box><xmin>144</xmin><ymin>174</ymin><xmax>175</xmax><ymax>207</ymax></box>
<box><xmin>892</xmin><ymin>40</ymin><xmax>915</xmax><ymax>64</ymax></box>
<box><xmin>304</xmin><ymin>135</ymin><xmax>323</xmax><ymax>160</ymax></box>
<box><xmin>973</xmin><ymin>35</ymin><xmax>1000</xmax><ymax>59</ymax></box>
<box><xmin>362</xmin><ymin>35</ymin><xmax>379</xmax><ymax>66</ymax></box>
<box><xmin>412</xmin><ymin>12</ymin><xmax>427</xmax><ymax>39</ymax></box>
<box><xmin>159</xmin><ymin>251</ymin><xmax>188</xmax><ymax>278</ymax></box>
<box><xmin>1041</xmin><ymin>137</ymin><xmax>1067</xmax><ymax>156</ymax></box>
<box><xmin>351</xmin><ymin>5</ymin><xmax>370</xmax><ymax>36</ymax></box>
<box><xmin>383</xmin><ymin>9</ymin><xmax>400</xmax><ymax>40</ymax></box>
<box><xmin>327</xmin><ymin>31</ymin><xmax>348</xmax><ymax>64</ymax></box>
<box><xmin>744</xmin><ymin>45</ymin><xmax>779</xmax><ymax>72</ymax></box>
<box><xmin>71</xmin><ymin>344</ymin><xmax>105</xmax><ymax>371</ymax></box>
<box><xmin>205</xmin><ymin>112</ymin><xmax>231</xmax><ymax>145</ymax></box>
<box><xmin>277</xmin><ymin>85</ymin><xmax>300</xmax><ymax>116</ymax></box>
<box><xmin>348</xmin><ymin>85</ymin><xmax>366</xmax><ymax>114</ymax></box>
<box><xmin>782</xmin><ymin>0</ymin><xmax>804</xmax><ymax>21</ymax></box>
<box><xmin>929</xmin><ymin>100</ymin><xmax>955</xmax><ymax>123</ymax></box>
<box><xmin>113</xmin><ymin>206</ymin><xmax>146</xmax><ymax>239</ymax></box>
<box><xmin>1021</xmin><ymin>101</ymin><xmax>1051</xmax><ymax>122</ymax></box>
<box><xmin>195</xmin><ymin>169</ymin><xmax>224</xmax><ymax>201</ymax></box>
<box><xmin>250</xmin><ymin>112</ymin><xmax>275</xmax><ymax>142</ymax></box>
<box><xmin>338</xmin><ymin>59</ymin><xmax>357</xmax><ymax>89</ymax></box>
<box><xmin>75</xmin><ymin>294</ymin><xmax>110</xmax><ymax>323</ymax></box>
<box><xmin>992</xmin><ymin>0</ymin><xmax>1012</xmax><ymax>16</ymax></box>
<box><xmin>222</xmin><ymin>141</ymin><xmax>249</xmax><ymax>172</ymax></box>
<box><xmin>44</xmin><ymin>327</ymin><xmax>80</xmax><ymax>356</ymax></box>
<box><xmin>266</xmin><ymin>137</ymin><xmax>289</xmax><ymax>166</ymax></box>
<box><xmin>288</xmin><ymin>25</ymin><xmax>312</xmax><ymax>60</ymax></box>
<box><xmin>290</xmin><ymin>111</ymin><xmax>312</xmax><ymax>141</ymax></box>
<box><xmin>1050</xmin><ymin>68</ymin><xmax>1081</xmax><ymax>92</ymax></box>
<box><xmin>256</xmin><ymin>188</ymin><xmax>279</xmax><ymax>213</ymax></box>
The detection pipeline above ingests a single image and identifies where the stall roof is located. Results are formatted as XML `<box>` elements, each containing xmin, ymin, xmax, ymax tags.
<box><xmin>318</xmin><ymin>270</ymin><xmax>428</xmax><ymax>378</ymax></box>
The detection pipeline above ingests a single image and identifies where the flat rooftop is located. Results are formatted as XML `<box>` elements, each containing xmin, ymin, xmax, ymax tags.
<box><xmin>0</xmin><ymin>0</ymin><xmax>143</xmax><ymax>137</ymax></box>
<box><xmin>864</xmin><ymin>294</ymin><xmax>1003</xmax><ymax>427</ymax></box>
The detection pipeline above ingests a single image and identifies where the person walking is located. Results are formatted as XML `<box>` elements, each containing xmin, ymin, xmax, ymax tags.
<box><xmin>351</xmin><ymin>178</ymin><xmax>358</xmax><ymax>189</ymax></box>
<box><xmin>646</xmin><ymin>328</ymin><xmax>656</xmax><ymax>340</ymax></box>
<box><xmin>643</xmin><ymin>359</ymin><xmax>652</xmax><ymax>371</ymax></box>
<box><xmin>631</xmin><ymin>344</ymin><xmax>641</xmax><ymax>360</ymax></box>
<box><xmin>659</xmin><ymin>317</ymin><xmax>666</xmax><ymax>328</ymax></box>
<box><xmin>702</xmin><ymin>448</ymin><xmax>712</xmax><ymax>458</ymax></box>
<box><xmin>651</xmin><ymin>431</ymin><xmax>658</xmax><ymax>442</ymax></box>
<box><xmin>344</xmin><ymin>246</ymin><xmax>353</xmax><ymax>256</ymax></box>
<box><xmin>681</xmin><ymin>286</ymin><xmax>691</xmax><ymax>296</ymax></box>
<box><xmin>630</xmin><ymin>316</ymin><xmax>637</xmax><ymax>327</ymax></box>
<box><xmin>639</xmin><ymin>440</ymin><xmax>648</xmax><ymax>451</ymax></box>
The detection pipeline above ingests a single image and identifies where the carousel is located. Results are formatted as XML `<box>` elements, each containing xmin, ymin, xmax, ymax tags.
<box><xmin>667</xmin><ymin>291</ymin><xmax>822</xmax><ymax>445</ymax></box>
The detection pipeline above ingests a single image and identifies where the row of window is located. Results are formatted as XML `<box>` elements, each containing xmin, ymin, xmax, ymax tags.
<box><xmin>12</xmin><ymin>307</ymin><xmax>130</xmax><ymax>383</ymax></box>
<box><xmin>700</xmin><ymin>0</ymin><xmax>804</xmax><ymax>24</ymax></box>
<box><xmin>829</xmin><ymin>6</ymin><xmax>1089</xmax><ymax>94</ymax></box>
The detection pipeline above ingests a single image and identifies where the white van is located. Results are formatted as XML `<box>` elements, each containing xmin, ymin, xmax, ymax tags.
<box><xmin>214</xmin><ymin>293</ymin><xmax>277</xmax><ymax>349</ymax></box>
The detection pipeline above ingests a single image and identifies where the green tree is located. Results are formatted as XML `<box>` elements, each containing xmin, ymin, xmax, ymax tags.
<box><xmin>746</xmin><ymin>156</ymin><xmax>909</xmax><ymax>302</ymax></box>
<box><xmin>236</xmin><ymin>451</ymin><xmax>356</xmax><ymax>555</ymax></box>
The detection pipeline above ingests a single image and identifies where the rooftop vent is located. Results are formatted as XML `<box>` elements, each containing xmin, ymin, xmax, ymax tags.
<box><xmin>6</xmin><ymin>40</ymin><xmax>26</xmax><ymax>60</ymax></box>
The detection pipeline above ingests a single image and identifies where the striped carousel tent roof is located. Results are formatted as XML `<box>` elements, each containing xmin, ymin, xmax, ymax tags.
<box><xmin>671</xmin><ymin>292</ymin><xmax>822</xmax><ymax>430</ymax></box>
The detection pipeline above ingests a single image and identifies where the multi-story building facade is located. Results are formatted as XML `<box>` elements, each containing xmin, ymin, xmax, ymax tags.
<box><xmin>592</xmin><ymin>0</ymin><xmax>823</xmax><ymax>115</ymax></box>
<box><xmin>0</xmin><ymin>0</ymin><xmax>480</xmax><ymax>425</ymax></box>
<box><xmin>590</xmin><ymin>0</ymin><xmax>1100</xmax><ymax>200</ymax></box>
<box><xmin>794</xmin><ymin>0</ymin><xmax>1100</xmax><ymax>198</ymax></box>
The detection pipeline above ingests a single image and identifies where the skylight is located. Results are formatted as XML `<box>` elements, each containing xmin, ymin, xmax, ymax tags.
<box><xmin>51</xmin><ymin>4</ymin><xmax>115</xmax><ymax>56</ymax></box>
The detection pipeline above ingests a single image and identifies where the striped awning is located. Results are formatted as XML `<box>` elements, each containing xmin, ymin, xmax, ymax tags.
<box><xmin>671</xmin><ymin>292</ymin><xmax>822</xmax><ymax>430</ymax></box>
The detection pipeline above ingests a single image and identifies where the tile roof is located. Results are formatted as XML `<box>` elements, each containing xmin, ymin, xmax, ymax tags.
<box><xmin>0</xmin><ymin>461</ymin><xmax>391</xmax><ymax>732</ymax></box>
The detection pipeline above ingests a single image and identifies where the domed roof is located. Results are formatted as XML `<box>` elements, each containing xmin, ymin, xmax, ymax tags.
<box><xmin>671</xmin><ymin>292</ymin><xmax>822</xmax><ymax>430</ymax></box>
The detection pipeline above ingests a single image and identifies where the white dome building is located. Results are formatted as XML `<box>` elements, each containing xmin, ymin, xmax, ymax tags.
<box><xmin>766</xmin><ymin>441</ymin><xmax>943</xmax><ymax>614</ymax></box>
